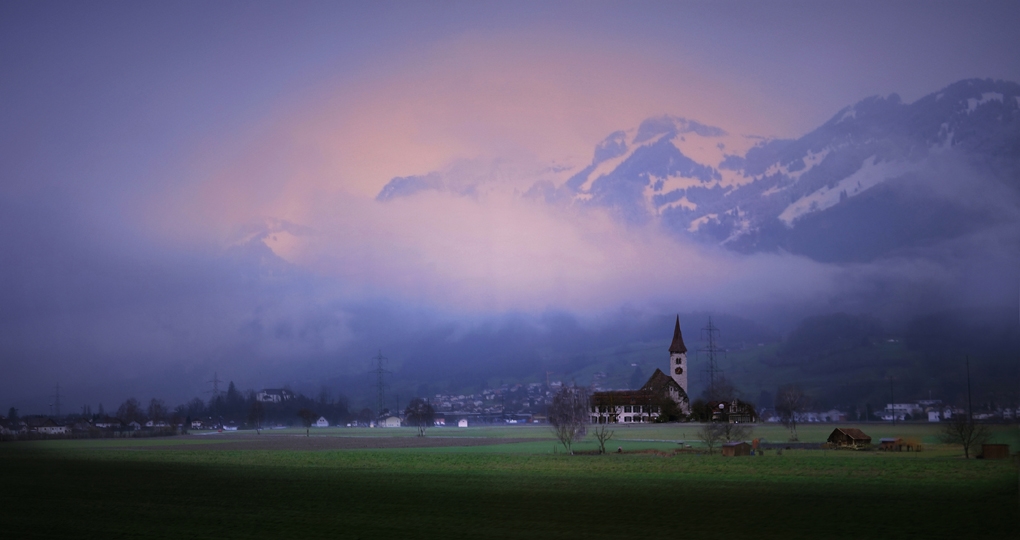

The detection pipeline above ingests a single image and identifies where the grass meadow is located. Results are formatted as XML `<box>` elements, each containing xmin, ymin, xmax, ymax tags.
<box><xmin>1</xmin><ymin>423</ymin><xmax>1017</xmax><ymax>539</ymax></box>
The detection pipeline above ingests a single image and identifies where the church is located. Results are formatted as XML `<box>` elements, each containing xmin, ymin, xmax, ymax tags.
<box><xmin>590</xmin><ymin>316</ymin><xmax>691</xmax><ymax>423</ymax></box>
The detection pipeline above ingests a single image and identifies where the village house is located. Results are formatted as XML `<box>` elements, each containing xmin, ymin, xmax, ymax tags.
<box><xmin>0</xmin><ymin>418</ymin><xmax>25</xmax><ymax>436</ymax></box>
<box><xmin>27</xmin><ymin>417</ymin><xmax>69</xmax><ymax>435</ymax></box>
<box><xmin>881</xmin><ymin>403</ymin><xmax>923</xmax><ymax>421</ymax></box>
<box><xmin>708</xmin><ymin>399</ymin><xmax>758</xmax><ymax>423</ymax></box>
<box><xmin>93</xmin><ymin>416</ymin><xmax>124</xmax><ymax>429</ymax></box>
<box><xmin>380</xmin><ymin>416</ymin><xmax>402</xmax><ymax>428</ymax></box>
<box><xmin>314</xmin><ymin>416</ymin><xmax>329</xmax><ymax>427</ymax></box>
<box><xmin>256</xmin><ymin>388</ymin><xmax>295</xmax><ymax>403</ymax></box>
<box><xmin>590</xmin><ymin>316</ymin><xmax>691</xmax><ymax>423</ymax></box>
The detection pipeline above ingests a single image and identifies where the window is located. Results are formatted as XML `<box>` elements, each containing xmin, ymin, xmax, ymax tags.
<box><xmin>676</xmin><ymin>357</ymin><xmax>682</xmax><ymax>365</ymax></box>
<box><xmin>624</xmin><ymin>405</ymin><xmax>632</xmax><ymax>413</ymax></box>
<box><xmin>624</xmin><ymin>416</ymin><xmax>632</xmax><ymax>422</ymax></box>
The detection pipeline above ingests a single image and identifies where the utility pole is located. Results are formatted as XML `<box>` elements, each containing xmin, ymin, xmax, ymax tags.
<box><xmin>698</xmin><ymin>317</ymin><xmax>724</xmax><ymax>399</ymax></box>
<box><xmin>373</xmin><ymin>350</ymin><xmax>389</xmax><ymax>415</ymax></box>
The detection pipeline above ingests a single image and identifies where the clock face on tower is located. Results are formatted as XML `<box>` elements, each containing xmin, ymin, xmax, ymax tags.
<box><xmin>674</xmin><ymin>367</ymin><xmax>683</xmax><ymax>375</ymax></box>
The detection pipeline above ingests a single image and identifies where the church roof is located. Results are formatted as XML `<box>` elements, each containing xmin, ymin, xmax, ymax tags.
<box><xmin>669</xmin><ymin>315</ymin><xmax>687</xmax><ymax>354</ymax></box>
<box><xmin>640</xmin><ymin>368</ymin><xmax>677</xmax><ymax>393</ymax></box>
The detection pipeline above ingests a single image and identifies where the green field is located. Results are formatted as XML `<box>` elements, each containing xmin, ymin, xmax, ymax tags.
<box><xmin>1</xmin><ymin>424</ymin><xmax>1017</xmax><ymax>539</ymax></box>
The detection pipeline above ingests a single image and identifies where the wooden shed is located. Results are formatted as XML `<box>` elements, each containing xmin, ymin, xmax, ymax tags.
<box><xmin>980</xmin><ymin>444</ymin><xmax>1010</xmax><ymax>460</ymax></box>
<box><xmin>721</xmin><ymin>441</ymin><xmax>751</xmax><ymax>457</ymax></box>
<box><xmin>827</xmin><ymin>428</ymin><xmax>872</xmax><ymax>448</ymax></box>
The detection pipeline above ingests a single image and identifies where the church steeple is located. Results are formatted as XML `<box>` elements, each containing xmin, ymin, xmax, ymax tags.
<box><xmin>667</xmin><ymin>314</ymin><xmax>690</xmax><ymax>415</ymax></box>
<box><xmin>669</xmin><ymin>315</ymin><xmax>687</xmax><ymax>354</ymax></box>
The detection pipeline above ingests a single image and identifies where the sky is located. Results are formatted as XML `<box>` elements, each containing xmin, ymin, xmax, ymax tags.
<box><xmin>2</xmin><ymin>1</ymin><xmax>1019</xmax><ymax>411</ymax></box>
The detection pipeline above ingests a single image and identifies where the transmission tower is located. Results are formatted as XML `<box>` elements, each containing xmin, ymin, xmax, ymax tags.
<box><xmin>372</xmin><ymin>350</ymin><xmax>390</xmax><ymax>415</ymax></box>
<box><xmin>50</xmin><ymin>383</ymin><xmax>61</xmax><ymax>417</ymax></box>
<box><xmin>206</xmin><ymin>372</ymin><xmax>222</xmax><ymax>398</ymax></box>
<box><xmin>698</xmin><ymin>317</ymin><xmax>724</xmax><ymax>399</ymax></box>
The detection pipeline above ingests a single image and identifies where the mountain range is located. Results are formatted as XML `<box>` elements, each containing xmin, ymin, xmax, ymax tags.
<box><xmin>379</xmin><ymin>78</ymin><xmax>1020</xmax><ymax>264</ymax></box>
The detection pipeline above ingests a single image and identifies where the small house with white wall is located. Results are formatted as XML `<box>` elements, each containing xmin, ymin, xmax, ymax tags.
<box><xmin>457</xmin><ymin>419</ymin><xmax>468</xmax><ymax>428</ymax></box>
<box><xmin>381</xmin><ymin>416</ymin><xmax>402</xmax><ymax>428</ymax></box>
<box><xmin>315</xmin><ymin>416</ymin><xmax>329</xmax><ymax>427</ymax></box>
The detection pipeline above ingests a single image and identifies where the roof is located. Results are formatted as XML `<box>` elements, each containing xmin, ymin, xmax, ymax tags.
<box><xmin>830</xmin><ymin>428</ymin><xmax>871</xmax><ymax>441</ymax></box>
<box><xmin>591</xmin><ymin>390</ymin><xmax>655</xmax><ymax>405</ymax></box>
<box><xmin>641</xmin><ymin>368</ymin><xmax>680</xmax><ymax>393</ymax></box>
<box><xmin>879</xmin><ymin>438</ymin><xmax>901</xmax><ymax>443</ymax></box>
<box><xmin>723</xmin><ymin>441</ymin><xmax>750</xmax><ymax>447</ymax></box>
<box><xmin>669</xmin><ymin>315</ymin><xmax>687</xmax><ymax>354</ymax></box>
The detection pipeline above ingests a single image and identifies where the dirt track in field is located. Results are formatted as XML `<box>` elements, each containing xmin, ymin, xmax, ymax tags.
<box><xmin>121</xmin><ymin>434</ymin><xmax>548</xmax><ymax>451</ymax></box>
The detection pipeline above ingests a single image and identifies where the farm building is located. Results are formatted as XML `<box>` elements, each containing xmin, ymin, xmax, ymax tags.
<box><xmin>879</xmin><ymin>437</ymin><xmax>921</xmax><ymax>452</ymax></box>
<box><xmin>827</xmin><ymin>428</ymin><xmax>872</xmax><ymax>448</ymax></box>
<box><xmin>980</xmin><ymin>444</ymin><xmax>1010</xmax><ymax>460</ymax></box>
<box><xmin>315</xmin><ymin>416</ymin><xmax>329</xmax><ymax>427</ymax></box>
<box><xmin>590</xmin><ymin>316</ymin><xmax>690</xmax><ymax>423</ymax></box>
<box><xmin>721</xmin><ymin>441</ymin><xmax>751</xmax><ymax>456</ymax></box>
<box><xmin>380</xmin><ymin>416</ymin><xmax>402</xmax><ymax>428</ymax></box>
<box><xmin>457</xmin><ymin>419</ymin><xmax>468</xmax><ymax>427</ymax></box>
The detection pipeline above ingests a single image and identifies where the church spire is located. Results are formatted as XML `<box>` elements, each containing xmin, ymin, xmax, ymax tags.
<box><xmin>669</xmin><ymin>315</ymin><xmax>687</xmax><ymax>354</ymax></box>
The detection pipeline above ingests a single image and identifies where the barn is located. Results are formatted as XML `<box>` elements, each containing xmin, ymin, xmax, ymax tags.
<box><xmin>827</xmin><ymin>428</ymin><xmax>872</xmax><ymax>448</ymax></box>
<box><xmin>720</xmin><ymin>441</ymin><xmax>751</xmax><ymax>457</ymax></box>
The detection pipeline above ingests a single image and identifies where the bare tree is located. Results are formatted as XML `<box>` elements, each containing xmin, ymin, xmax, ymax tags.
<box><xmin>116</xmin><ymin>398</ymin><xmax>143</xmax><ymax>423</ymax></box>
<box><xmin>248</xmin><ymin>400</ymin><xmax>265</xmax><ymax>435</ymax></box>
<box><xmin>940</xmin><ymin>414</ymin><xmax>990</xmax><ymax>459</ymax></box>
<box><xmin>404</xmin><ymin>398</ymin><xmax>435</xmax><ymax>437</ymax></box>
<box><xmin>297</xmin><ymin>408</ymin><xmax>316</xmax><ymax>437</ymax></box>
<box><xmin>592</xmin><ymin>424</ymin><xmax>614</xmax><ymax>454</ymax></box>
<box><xmin>720</xmin><ymin>421</ymin><xmax>753</xmax><ymax>443</ymax></box>
<box><xmin>698</xmin><ymin>423</ymin><xmax>726</xmax><ymax>454</ymax></box>
<box><xmin>775</xmin><ymin>384</ymin><xmax>808</xmax><ymax>442</ymax></box>
<box><xmin>147</xmin><ymin>399</ymin><xmax>168</xmax><ymax>423</ymax></box>
<box><xmin>548</xmin><ymin>385</ymin><xmax>589</xmax><ymax>455</ymax></box>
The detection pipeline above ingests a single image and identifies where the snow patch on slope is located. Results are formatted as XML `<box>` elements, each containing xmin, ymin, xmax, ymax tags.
<box><xmin>778</xmin><ymin>156</ymin><xmax>916</xmax><ymax>227</ymax></box>
<box><xmin>670</xmin><ymin>132</ymin><xmax>757</xmax><ymax>187</ymax></box>
<box><xmin>687</xmin><ymin>213</ymin><xmax>718</xmax><ymax>232</ymax></box>
<box><xmin>576</xmin><ymin>129</ymin><xmax>667</xmax><ymax>193</ymax></box>
<box><xmin>967</xmin><ymin>92</ymin><xmax>1004</xmax><ymax>112</ymax></box>
<box><xmin>762</xmin><ymin>148</ymin><xmax>831</xmax><ymax>182</ymax></box>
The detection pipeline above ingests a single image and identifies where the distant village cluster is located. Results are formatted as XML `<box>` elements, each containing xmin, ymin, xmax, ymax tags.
<box><xmin>2</xmin><ymin>316</ymin><xmax>1015</xmax><ymax>441</ymax></box>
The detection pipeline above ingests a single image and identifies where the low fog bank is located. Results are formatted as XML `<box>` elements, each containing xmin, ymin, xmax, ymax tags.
<box><xmin>2</xmin><ymin>183</ymin><xmax>1018</xmax><ymax>414</ymax></box>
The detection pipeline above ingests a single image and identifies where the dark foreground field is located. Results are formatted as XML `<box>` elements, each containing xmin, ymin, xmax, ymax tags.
<box><xmin>1</xmin><ymin>429</ymin><xmax>1017</xmax><ymax>539</ymax></box>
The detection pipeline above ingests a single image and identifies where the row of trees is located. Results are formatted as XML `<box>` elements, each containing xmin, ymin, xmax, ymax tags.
<box><xmin>103</xmin><ymin>382</ymin><xmax>356</xmax><ymax>429</ymax></box>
